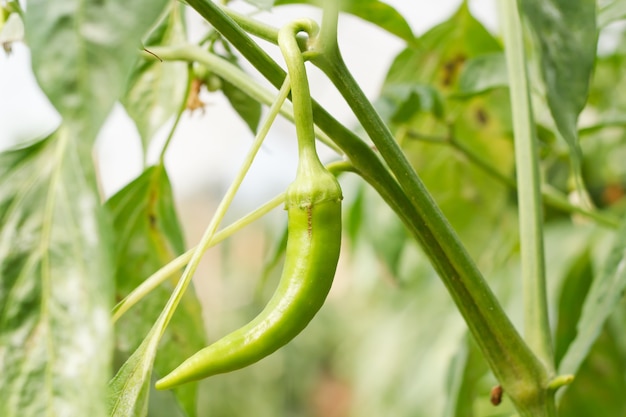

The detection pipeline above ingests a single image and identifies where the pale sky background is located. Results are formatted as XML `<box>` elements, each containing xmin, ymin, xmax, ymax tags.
<box><xmin>0</xmin><ymin>0</ymin><xmax>497</xmax><ymax>214</ymax></box>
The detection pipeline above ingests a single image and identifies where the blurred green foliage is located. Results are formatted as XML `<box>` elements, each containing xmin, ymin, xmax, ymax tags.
<box><xmin>173</xmin><ymin>3</ymin><xmax>626</xmax><ymax>416</ymax></box>
<box><xmin>6</xmin><ymin>0</ymin><xmax>626</xmax><ymax>415</ymax></box>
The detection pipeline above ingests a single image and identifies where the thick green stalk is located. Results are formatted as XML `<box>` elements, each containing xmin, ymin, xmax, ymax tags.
<box><xmin>500</xmin><ymin>0</ymin><xmax>554</xmax><ymax>373</ymax></box>
<box><xmin>312</xmin><ymin>45</ymin><xmax>552</xmax><ymax>415</ymax></box>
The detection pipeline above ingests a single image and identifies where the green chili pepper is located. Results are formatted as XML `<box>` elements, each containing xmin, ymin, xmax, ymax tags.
<box><xmin>155</xmin><ymin>20</ymin><xmax>342</xmax><ymax>390</ymax></box>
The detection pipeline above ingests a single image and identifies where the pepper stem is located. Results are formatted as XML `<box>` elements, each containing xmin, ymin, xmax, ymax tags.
<box><xmin>278</xmin><ymin>20</ymin><xmax>321</xmax><ymax>167</ymax></box>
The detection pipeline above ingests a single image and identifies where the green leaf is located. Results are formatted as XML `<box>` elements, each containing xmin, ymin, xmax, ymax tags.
<box><xmin>364</xmin><ymin>187</ymin><xmax>409</xmax><ymax>280</ymax></box>
<box><xmin>344</xmin><ymin>183</ymin><xmax>409</xmax><ymax>282</ymax></box>
<box><xmin>554</xmin><ymin>250</ymin><xmax>593</xmax><ymax>366</ymax></box>
<box><xmin>444</xmin><ymin>335</ymin><xmax>493</xmax><ymax>417</ymax></box>
<box><xmin>25</xmin><ymin>0</ymin><xmax>170</xmax><ymax>142</ymax></box>
<box><xmin>558</xmin><ymin>323</ymin><xmax>626</xmax><ymax>416</ymax></box>
<box><xmin>274</xmin><ymin>0</ymin><xmax>415</xmax><ymax>44</ymax></box>
<box><xmin>146</xmin><ymin>386</ymin><xmax>186</xmax><ymax>417</ymax></box>
<box><xmin>339</xmin><ymin>0</ymin><xmax>415</xmax><ymax>44</ymax></box>
<box><xmin>203</xmin><ymin>46</ymin><xmax>262</xmax><ymax>134</ymax></box>
<box><xmin>345</xmin><ymin>182</ymin><xmax>365</xmax><ymax>244</ymax></box>
<box><xmin>457</xmin><ymin>53</ymin><xmax>508</xmax><ymax>97</ymax></box>
<box><xmin>381</xmin><ymin>3</ymin><xmax>514</xmax><ymax>264</ymax></box>
<box><xmin>221</xmin><ymin>78</ymin><xmax>262</xmax><ymax>134</ymax></box>
<box><xmin>558</xmin><ymin>218</ymin><xmax>626</xmax><ymax>377</ymax></box>
<box><xmin>122</xmin><ymin>2</ymin><xmax>188</xmax><ymax>153</ymax></box>
<box><xmin>108</xmin><ymin>325</ymin><xmax>161</xmax><ymax>417</ymax></box>
<box><xmin>444</xmin><ymin>336</ymin><xmax>471</xmax><ymax>417</ymax></box>
<box><xmin>383</xmin><ymin>2</ymin><xmax>501</xmax><ymax>91</ymax></box>
<box><xmin>376</xmin><ymin>84</ymin><xmax>444</xmax><ymax>124</ymax></box>
<box><xmin>0</xmin><ymin>128</ymin><xmax>114</xmax><ymax>417</ymax></box>
<box><xmin>106</xmin><ymin>166</ymin><xmax>205</xmax><ymax>417</ymax></box>
<box><xmin>520</xmin><ymin>0</ymin><xmax>597</xmax><ymax>163</ymax></box>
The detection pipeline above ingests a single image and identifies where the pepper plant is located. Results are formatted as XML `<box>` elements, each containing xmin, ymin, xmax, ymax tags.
<box><xmin>1</xmin><ymin>0</ymin><xmax>626</xmax><ymax>416</ymax></box>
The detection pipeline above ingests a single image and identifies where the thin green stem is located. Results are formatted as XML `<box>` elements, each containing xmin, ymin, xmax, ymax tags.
<box><xmin>403</xmin><ymin>129</ymin><xmax>620</xmax><ymax>229</ymax></box>
<box><xmin>155</xmin><ymin>75</ymin><xmax>291</xmax><ymax>334</ymax></box>
<box><xmin>317</xmin><ymin>0</ymin><xmax>339</xmax><ymax>51</ymax></box>
<box><xmin>158</xmin><ymin>64</ymin><xmax>194</xmax><ymax>165</ymax></box>
<box><xmin>500</xmin><ymin>0</ymin><xmax>554</xmax><ymax>373</ymax></box>
<box><xmin>112</xmin><ymin>192</ymin><xmax>285</xmax><ymax>323</ymax></box>
<box><xmin>547</xmin><ymin>374</ymin><xmax>574</xmax><ymax>391</ymax></box>
<box><xmin>453</xmin><ymin>137</ymin><xmax>618</xmax><ymax>229</ymax></box>
<box><xmin>219</xmin><ymin>6</ymin><xmax>279</xmax><ymax>44</ymax></box>
<box><xmin>112</xmin><ymin>160</ymin><xmax>354</xmax><ymax>322</ymax></box>
<box><xmin>143</xmin><ymin>45</ymin><xmax>342</xmax><ymax>155</ymax></box>
<box><xmin>541</xmin><ymin>185</ymin><xmax>619</xmax><ymax>229</ymax></box>
<box><xmin>403</xmin><ymin>129</ymin><xmax>449</xmax><ymax>144</ymax></box>
<box><xmin>278</xmin><ymin>20</ymin><xmax>320</xmax><ymax>161</ymax></box>
<box><xmin>579</xmin><ymin>118</ymin><xmax>626</xmax><ymax>135</ymax></box>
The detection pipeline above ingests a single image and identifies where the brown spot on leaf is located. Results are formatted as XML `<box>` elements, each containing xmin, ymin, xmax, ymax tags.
<box><xmin>148</xmin><ymin>189</ymin><xmax>158</xmax><ymax>229</ymax></box>
<box><xmin>441</xmin><ymin>54</ymin><xmax>467</xmax><ymax>87</ymax></box>
<box><xmin>475</xmin><ymin>107</ymin><xmax>489</xmax><ymax>126</ymax></box>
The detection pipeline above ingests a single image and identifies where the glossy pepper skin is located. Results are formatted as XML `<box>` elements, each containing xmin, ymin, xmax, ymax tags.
<box><xmin>155</xmin><ymin>159</ymin><xmax>342</xmax><ymax>390</ymax></box>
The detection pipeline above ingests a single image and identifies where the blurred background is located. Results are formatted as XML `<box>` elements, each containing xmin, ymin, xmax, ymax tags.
<box><xmin>6</xmin><ymin>1</ymin><xmax>624</xmax><ymax>416</ymax></box>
